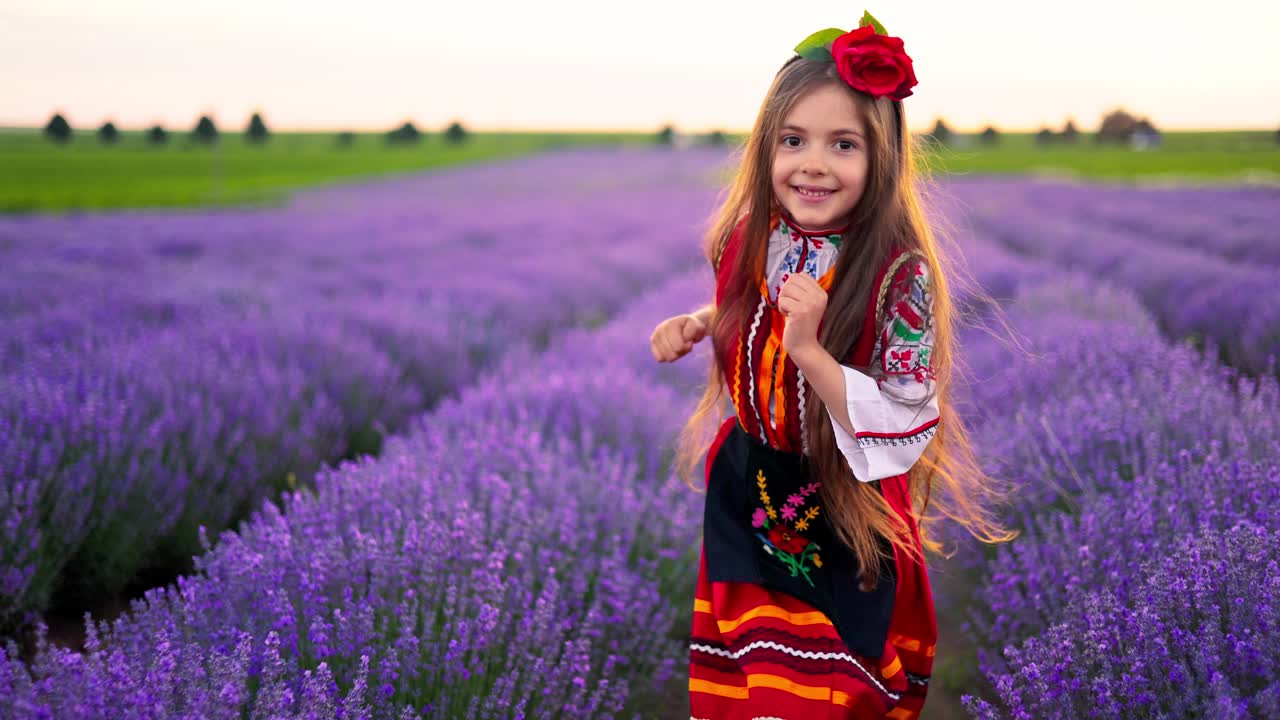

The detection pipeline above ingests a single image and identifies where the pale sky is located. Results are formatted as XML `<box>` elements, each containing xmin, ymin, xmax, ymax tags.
<box><xmin>3</xmin><ymin>0</ymin><xmax>1278</xmax><ymax>134</ymax></box>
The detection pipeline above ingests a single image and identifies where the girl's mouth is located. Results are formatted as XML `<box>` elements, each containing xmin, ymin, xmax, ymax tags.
<box><xmin>794</xmin><ymin>185</ymin><xmax>835</xmax><ymax>203</ymax></box>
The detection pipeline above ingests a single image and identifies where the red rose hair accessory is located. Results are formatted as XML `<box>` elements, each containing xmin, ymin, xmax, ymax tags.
<box><xmin>793</xmin><ymin>10</ymin><xmax>918</xmax><ymax>101</ymax></box>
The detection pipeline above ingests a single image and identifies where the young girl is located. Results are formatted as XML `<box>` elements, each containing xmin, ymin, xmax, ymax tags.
<box><xmin>650</xmin><ymin>13</ymin><xmax>1015</xmax><ymax>720</ymax></box>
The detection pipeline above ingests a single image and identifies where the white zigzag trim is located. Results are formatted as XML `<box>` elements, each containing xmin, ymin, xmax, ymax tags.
<box><xmin>797</xmin><ymin>368</ymin><xmax>808</xmax><ymax>455</ymax></box>
<box><xmin>689</xmin><ymin>641</ymin><xmax>901</xmax><ymax>701</ymax></box>
<box><xmin>745</xmin><ymin>295</ymin><xmax>768</xmax><ymax>443</ymax></box>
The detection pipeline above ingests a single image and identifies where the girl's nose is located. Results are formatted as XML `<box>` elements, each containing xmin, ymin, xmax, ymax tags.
<box><xmin>801</xmin><ymin>156</ymin><xmax>827</xmax><ymax>176</ymax></box>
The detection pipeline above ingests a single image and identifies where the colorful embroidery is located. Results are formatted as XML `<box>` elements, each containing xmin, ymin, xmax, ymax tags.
<box><xmin>855</xmin><ymin>423</ymin><xmax>938</xmax><ymax>449</ymax></box>
<box><xmin>751</xmin><ymin>469</ymin><xmax>823</xmax><ymax>586</ymax></box>
<box><xmin>877</xmin><ymin>256</ymin><xmax>937</xmax><ymax>388</ymax></box>
<box><xmin>770</xmin><ymin>219</ymin><xmax>844</xmax><ymax>303</ymax></box>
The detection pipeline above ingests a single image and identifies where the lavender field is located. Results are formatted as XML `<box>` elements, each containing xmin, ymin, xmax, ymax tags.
<box><xmin>0</xmin><ymin>147</ymin><xmax>730</xmax><ymax>630</ymax></box>
<box><xmin>2</xmin><ymin>149</ymin><xmax>1278</xmax><ymax>719</ymax></box>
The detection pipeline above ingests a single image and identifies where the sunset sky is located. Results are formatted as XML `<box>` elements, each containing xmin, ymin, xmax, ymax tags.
<box><xmin>3</xmin><ymin>0</ymin><xmax>1277</xmax><ymax>134</ymax></box>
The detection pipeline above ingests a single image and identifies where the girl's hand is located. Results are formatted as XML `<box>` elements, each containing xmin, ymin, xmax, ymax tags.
<box><xmin>778</xmin><ymin>273</ymin><xmax>826</xmax><ymax>356</ymax></box>
<box><xmin>650</xmin><ymin>313</ymin><xmax>708</xmax><ymax>362</ymax></box>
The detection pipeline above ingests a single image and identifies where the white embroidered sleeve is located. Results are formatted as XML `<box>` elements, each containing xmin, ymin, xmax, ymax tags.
<box><xmin>826</xmin><ymin>257</ymin><xmax>940</xmax><ymax>483</ymax></box>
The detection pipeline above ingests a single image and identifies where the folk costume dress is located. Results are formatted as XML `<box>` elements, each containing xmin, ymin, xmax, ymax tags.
<box><xmin>689</xmin><ymin>210</ymin><xmax>940</xmax><ymax>720</ymax></box>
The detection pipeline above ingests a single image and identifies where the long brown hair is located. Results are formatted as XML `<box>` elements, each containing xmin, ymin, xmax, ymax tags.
<box><xmin>674</xmin><ymin>55</ymin><xmax>1020</xmax><ymax>589</ymax></box>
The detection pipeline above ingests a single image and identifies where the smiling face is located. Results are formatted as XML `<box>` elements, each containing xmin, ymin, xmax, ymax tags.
<box><xmin>770</xmin><ymin>83</ymin><xmax>870</xmax><ymax>232</ymax></box>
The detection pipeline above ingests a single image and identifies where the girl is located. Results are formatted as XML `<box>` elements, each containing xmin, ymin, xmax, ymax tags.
<box><xmin>650</xmin><ymin>13</ymin><xmax>1016</xmax><ymax>720</ymax></box>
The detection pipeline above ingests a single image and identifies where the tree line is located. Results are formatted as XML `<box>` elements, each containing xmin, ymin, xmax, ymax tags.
<box><xmin>924</xmin><ymin>108</ymin><xmax>1172</xmax><ymax>148</ymax></box>
<box><xmin>38</xmin><ymin>112</ymin><xmax>739</xmax><ymax>149</ymax></box>
<box><xmin>926</xmin><ymin>109</ymin><xmax>1280</xmax><ymax>149</ymax></box>
<box><xmin>40</xmin><ymin>111</ymin><xmax>473</xmax><ymax>147</ymax></box>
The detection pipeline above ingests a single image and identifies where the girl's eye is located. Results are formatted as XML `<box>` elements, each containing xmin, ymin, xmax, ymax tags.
<box><xmin>781</xmin><ymin>136</ymin><xmax>857</xmax><ymax>151</ymax></box>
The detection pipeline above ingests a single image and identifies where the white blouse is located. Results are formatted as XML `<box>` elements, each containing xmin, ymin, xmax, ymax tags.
<box><xmin>765</xmin><ymin>219</ymin><xmax>940</xmax><ymax>483</ymax></box>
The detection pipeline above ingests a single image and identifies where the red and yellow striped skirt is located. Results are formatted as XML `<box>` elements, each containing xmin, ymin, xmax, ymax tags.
<box><xmin>688</xmin><ymin>544</ymin><xmax>932</xmax><ymax>720</ymax></box>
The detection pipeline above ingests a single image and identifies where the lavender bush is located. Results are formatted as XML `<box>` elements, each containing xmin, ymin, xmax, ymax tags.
<box><xmin>963</xmin><ymin>522</ymin><xmax>1280</xmax><ymax>720</ymax></box>
<box><xmin>968</xmin><ymin>448</ymin><xmax>1279</xmax><ymax>673</ymax></box>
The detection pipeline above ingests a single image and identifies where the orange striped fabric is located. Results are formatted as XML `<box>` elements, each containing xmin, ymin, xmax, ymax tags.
<box><xmin>689</xmin><ymin>545</ymin><xmax>917</xmax><ymax>720</ymax></box>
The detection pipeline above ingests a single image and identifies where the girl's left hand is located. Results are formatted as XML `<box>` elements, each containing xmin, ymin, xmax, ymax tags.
<box><xmin>777</xmin><ymin>273</ymin><xmax>826</xmax><ymax>355</ymax></box>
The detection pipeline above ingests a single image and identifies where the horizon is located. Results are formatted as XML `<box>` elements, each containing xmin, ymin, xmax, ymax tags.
<box><xmin>5</xmin><ymin>120</ymin><xmax>1273</xmax><ymax>135</ymax></box>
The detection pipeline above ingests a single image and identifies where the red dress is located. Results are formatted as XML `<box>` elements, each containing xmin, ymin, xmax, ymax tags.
<box><xmin>688</xmin><ymin>214</ymin><xmax>939</xmax><ymax>720</ymax></box>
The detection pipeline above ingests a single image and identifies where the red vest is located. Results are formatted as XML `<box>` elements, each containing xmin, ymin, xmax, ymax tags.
<box><xmin>713</xmin><ymin>214</ymin><xmax>912</xmax><ymax>455</ymax></box>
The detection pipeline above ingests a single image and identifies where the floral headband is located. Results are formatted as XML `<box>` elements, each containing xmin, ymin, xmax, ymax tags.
<box><xmin>793</xmin><ymin>11</ymin><xmax>918</xmax><ymax>101</ymax></box>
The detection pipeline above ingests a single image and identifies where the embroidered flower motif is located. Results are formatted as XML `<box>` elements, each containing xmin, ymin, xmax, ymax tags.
<box><xmin>794</xmin><ymin>506</ymin><xmax>821</xmax><ymax>533</ymax></box>
<box><xmin>812</xmin><ymin>553</ymin><xmax>823</xmax><ymax>568</ymax></box>
<box><xmin>768</xmin><ymin>525</ymin><xmax>810</xmax><ymax>554</ymax></box>
<box><xmin>752</xmin><ymin>469</ymin><xmax>823</xmax><ymax>587</ymax></box>
<box><xmin>756</xmin><ymin>471</ymin><xmax>778</xmax><ymax>522</ymax></box>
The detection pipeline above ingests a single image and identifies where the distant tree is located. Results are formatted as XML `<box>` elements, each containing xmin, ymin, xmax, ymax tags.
<box><xmin>44</xmin><ymin>113</ymin><xmax>72</xmax><ymax>144</ymax></box>
<box><xmin>1131</xmin><ymin>117</ymin><xmax>1162</xmax><ymax>149</ymax></box>
<box><xmin>146</xmin><ymin>124</ymin><xmax>169</xmax><ymax>145</ymax></box>
<box><xmin>656</xmin><ymin>124</ymin><xmax>675</xmax><ymax>146</ymax></box>
<box><xmin>1096</xmin><ymin>108</ymin><xmax>1138</xmax><ymax>144</ymax></box>
<box><xmin>704</xmin><ymin>129</ymin><xmax>727</xmax><ymax>147</ymax></box>
<box><xmin>1034</xmin><ymin>127</ymin><xmax>1055</xmax><ymax>146</ymax></box>
<box><xmin>928</xmin><ymin>118</ymin><xmax>952</xmax><ymax>145</ymax></box>
<box><xmin>335</xmin><ymin>130</ymin><xmax>356</xmax><ymax>148</ymax></box>
<box><xmin>387</xmin><ymin>121</ymin><xmax>422</xmax><ymax>145</ymax></box>
<box><xmin>443</xmin><ymin>120</ymin><xmax>468</xmax><ymax>145</ymax></box>
<box><xmin>192</xmin><ymin>114</ymin><xmax>219</xmax><ymax>144</ymax></box>
<box><xmin>1275</xmin><ymin>126</ymin><xmax>1280</xmax><ymax>145</ymax></box>
<box><xmin>1060</xmin><ymin>118</ymin><xmax>1080</xmax><ymax>143</ymax></box>
<box><xmin>979</xmin><ymin>125</ymin><xmax>999</xmax><ymax>145</ymax></box>
<box><xmin>245</xmin><ymin>112</ymin><xmax>270</xmax><ymax>144</ymax></box>
<box><xmin>97</xmin><ymin>121</ymin><xmax>120</xmax><ymax>144</ymax></box>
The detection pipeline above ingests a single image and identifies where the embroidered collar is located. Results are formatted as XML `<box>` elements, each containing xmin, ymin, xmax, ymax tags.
<box><xmin>777</xmin><ymin>207</ymin><xmax>850</xmax><ymax>248</ymax></box>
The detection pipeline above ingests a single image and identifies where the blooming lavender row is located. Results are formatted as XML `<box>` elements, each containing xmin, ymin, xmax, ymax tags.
<box><xmin>937</xmin><ymin>206</ymin><xmax>1280</xmax><ymax>716</ymax></box>
<box><xmin>942</xmin><ymin>177</ymin><xmax>1280</xmax><ymax>374</ymax></box>
<box><xmin>0</xmin><ymin>264</ymin><xmax>717</xmax><ymax>719</ymax></box>
<box><xmin>0</xmin><ymin>147</ymin><xmax>734</xmax><ymax>630</ymax></box>
<box><xmin>954</xmin><ymin>271</ymin><xmax>1280</xmax><ymax>631</ymax></box>
<box><xmin>942</xmin><ymin>176</ymin><xmax>1280</xmax><ymax>267</ymax></box>
<box><xmin>963</xmin><ymin>522</ymin><xmax>1280</xmax><ymax>720</ymax></box>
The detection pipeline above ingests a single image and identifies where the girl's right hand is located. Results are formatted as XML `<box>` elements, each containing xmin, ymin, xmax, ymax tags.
<box><xmin>650</xmin><ymin>313</ymin><xmax>708</xmax><ymax>362</ymax></box>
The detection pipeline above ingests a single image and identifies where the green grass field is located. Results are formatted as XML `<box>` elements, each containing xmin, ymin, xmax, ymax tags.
<box><xmin>921</xmin><ymin>130</ymin><xmax>1280</xmax><ymax>184</ymax></box>
<box><xmin>0</xmin><ymin>129</ymin><xmax>667</xmax><ymax>213</ymax></box>
<box><xmin>2</xmin><ymin>127</ymin><xmax>1277</xmax><ymax>213</ymax></box>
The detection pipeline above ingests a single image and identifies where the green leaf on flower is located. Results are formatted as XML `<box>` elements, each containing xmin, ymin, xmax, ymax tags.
<box><xmin>859</xmin><ymin>10</ymin><xmax>888</xmax><ymax>35</ymax></box>
<box><xmin>794</xmin><ymin>27</ymin><xmax>845</xmax><ymax>61</ymax></box>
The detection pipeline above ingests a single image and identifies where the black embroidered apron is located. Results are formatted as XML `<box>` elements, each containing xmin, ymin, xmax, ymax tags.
<box><xmin>703</xmin><ymin>418</ymin><xmax>898</xmax><ymax>659</ymax></box>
